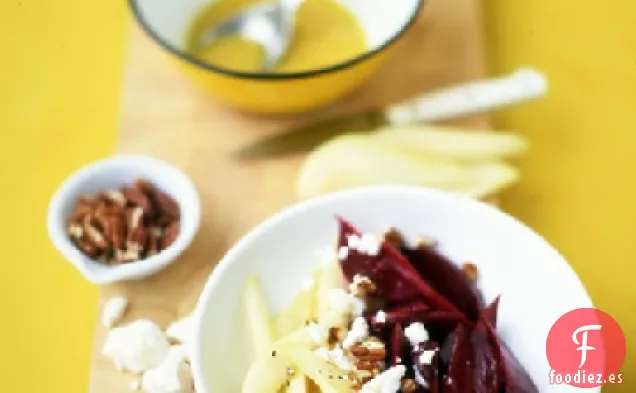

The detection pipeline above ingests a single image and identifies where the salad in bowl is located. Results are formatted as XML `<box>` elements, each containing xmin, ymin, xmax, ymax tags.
<box><xmin>192</xmin><ymin>187</ymin><xmax>594</xmax><ymax>393</ymax></box>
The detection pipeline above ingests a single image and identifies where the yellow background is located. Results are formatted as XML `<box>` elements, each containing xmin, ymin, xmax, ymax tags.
<box><xmin>0</xmin><ymin>0</ymin><xmax>632</xmax><ymax>392</ymax></box>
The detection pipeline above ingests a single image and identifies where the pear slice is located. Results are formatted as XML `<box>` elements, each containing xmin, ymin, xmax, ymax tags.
<box><xmin>372</xmin><ymin>125</ymin><xmax>528</xmax><ymax>161</ymax></box>
<box><xmin>296</xmin><ymin>135</ymin><xmax>469</xmax><ymax>199</ymax></box>
<box><xmin>242</xmin><ymin>353</ymin><xmax>288</xmax><ymax>393</ymax></box>
<box><xmin>276</xmin><ymin>345</ymin><xmax>353</xmax><ymax>393</ymax></box>
<box><xmin>275</xmin><ymin>287</ymin><xmax>314</xmax><ymax>337</ymax></box>
<box><xmin>243</xmin><ymin>275</ymin><xmax>275</xmax><ymax>357</ymax></box>
<box><xmin>287</xmin><ymin>374</ymin><xmax>308</xmax><ymax>393</ymax></box>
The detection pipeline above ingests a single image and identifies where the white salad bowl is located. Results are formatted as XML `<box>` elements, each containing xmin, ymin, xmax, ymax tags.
<box><xmin>192</xmin><ymin>186</ymin><xmax>595</xmax><ymax>393</ymax></box>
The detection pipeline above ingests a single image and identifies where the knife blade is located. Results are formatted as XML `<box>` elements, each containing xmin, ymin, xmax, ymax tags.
<box><xmin>234</xmin><ymin>68</ymin><xmax>547</xmax><ymax>160</ymax></box>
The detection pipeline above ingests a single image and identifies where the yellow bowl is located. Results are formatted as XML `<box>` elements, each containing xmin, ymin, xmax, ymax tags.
<box><xmin>128</xmin><ymin>0</ymin><xmax>425</xmax><ymax>114</ymax></box>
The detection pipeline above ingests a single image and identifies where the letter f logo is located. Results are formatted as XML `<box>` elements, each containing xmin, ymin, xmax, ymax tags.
<box><xmin>572</xmin><ymin>324</ymin><xmax>602</xmax><ymax>368</ymax></box>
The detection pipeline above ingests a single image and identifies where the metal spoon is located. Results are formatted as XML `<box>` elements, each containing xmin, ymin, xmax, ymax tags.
<box><xmin>195</xmin><ymin>0</ymin><xmax>304</xmax><ymax>71</ymax></box>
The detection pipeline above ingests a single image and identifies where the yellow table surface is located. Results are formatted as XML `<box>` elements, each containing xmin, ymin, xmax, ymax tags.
<box><xmin>0</xmin><ymin>0</ymin><xmax>633</xmax><ymax>392</ymax></box>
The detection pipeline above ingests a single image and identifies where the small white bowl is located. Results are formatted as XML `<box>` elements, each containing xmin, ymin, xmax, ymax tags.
<box><xmin>47</xmin><ymin>154</ymin><xmax>201</xmax><ymax>285</ymax></box>
<box><xmin>192</xmin><ymin>186</ymin><xmax>595</xmax><ymax>393</ymax></box>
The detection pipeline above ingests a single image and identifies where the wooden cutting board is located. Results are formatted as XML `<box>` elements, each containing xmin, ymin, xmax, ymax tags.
<box><xmin>88</xmin><ymin>0</ymin><xmax>490</xmax><ymax>390</ymax></box>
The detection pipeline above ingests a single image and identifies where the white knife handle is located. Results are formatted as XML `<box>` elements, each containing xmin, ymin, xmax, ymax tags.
<box><xmin>385</xmin><ymin>68</ymin><xmax>548</xmax><ymax>125</ymax></box>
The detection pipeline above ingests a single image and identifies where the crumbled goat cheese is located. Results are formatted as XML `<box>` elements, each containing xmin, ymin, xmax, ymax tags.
<box><xmin>338</xmin><ymin>246</ymin><xmax>350</xmax><ymax>261</ymax></box>
<box><xmin>419</xmin><ymin>349</ymin><xmax>435</xmax><ymax>365</ymax></box>
<box><xmin>347</xmin><ymin>234</ymin><xmax>361</xmax><ymax>249</ymax></box>
<box><xmin>102</xmin><ymin>319</ymin><xmax>171</xmax><ymax>373</ymax></box>
<box><xmin>102</xmin><ymin>296</ymin><xmax>129</xmax><ymax>328</ymax></box>
<box><xmin>326</xmin><ymin>289</ymin><xmax>366</xmax><ymax>325</ymax></box>
<box><xmin>404</xmin><ymin>322</ymin><xmax>429</xmax><ymax>346</ymax></box>
<box><xmin>342</xmin><ymin>317</ymin><xmax>369</xmax><ymax>349</ymax></box>
<box><xmin>346</xmin><ymin>233</ymin><xmax>381</xmax><ymax>256</ymax></box>
<box><xmin>359</xmin><ymin>365</ymin><xmax>406</xmax><ymax>393</ymax></box>
<box><xmin>395</xmin><ymin>356</ymin><xmax>402</xmax><ymax>364</ymax></box>
<box><xmin>375</xmin><ymin>310</ymin><xmax>387</xmax><ymax>324</ymax></box>
<box><xmin>358</xmin><ymin>233</ymin><xmax>381</xmax><ymax>256</ymax></box>
<box><xmin>307</xmin><ymin>323</ymin><xmax>328</xmax><ymax>344</ymax></box>
<box><xmin>130</xmin><ymin>379</ymin><xmax>140</xmax><ymax>391</ymax></box>
<box><xmin>166</xmin><ymin>314</ymin><xmax>194</xmax><ymax>345</ymax></box>
<box><xmin>142</xmin><ymin>345</ymin><xmax>193</xmax><ymax>393</ymax></box>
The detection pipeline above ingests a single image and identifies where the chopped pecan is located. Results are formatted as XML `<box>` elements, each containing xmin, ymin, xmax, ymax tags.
<box><xmin>400</xmin><ymin>379</ymin><xmax>417</xmax><ymax>393</ymax></box>
<box><xmin>163</xmin><ymin>220</ymin><xmax>180</xmax><ymax>249</ymax></box>
<box><xmin>83</xmin><ymin>215</ymin><xmax>108</xmax><ymax>250</ymax></box>
<box><xmin>349</xmin><ymin>274</ymin><xmax>377</xmax><ymax>298</ymax></box>
<box><xmin>116</xmin><ymin>249</ymin><xmax>140</xmax><ymax>263</ymax></box>
<box><xmin>462</xmin><ymin>262</ymin><xmax>478</xmax><ymax>283</ymax></box>
<box><xmin>415</xmin><ymin>234</ymin><xmax>437</xmax><ymax>249</ymax></box>
<box><xmin>70</xmin><ymin>195</ymin><xmax>95</xmax><ymax>221</ymax></box>
<box><xmin>75</xmin><ymin>237</ymin><xmax>100</xmax><ymax>257</ymax></box>
<box><xmin>152</xmin><ymin>190</ymin><xmax>180</xmax><ymax>221</ymax></box>
<box><xmin>350</xmin><ymin>343</ymin><xmax>386</xmax><ymax>362</ymax></box>
<box><xmin>382</xmin><ymin>227</ymin><xmax>405</xmax><ymax>249</ymax></box>
<box><xmin>102</xmin><ymin>189</ymin><xmax>126</xmax><ymax>208</ymax></box>
<box><xmin>328</xmin><ymin>327</ymin><xmax>340</xmax><ymax>346</ymax></box>
<box><xmin>67</xmin><ymin>178</ymin><xmax>181</xmax><ymax>264</ymax></box>
<box><xmin>122</xmin><ymin>186</ymin><xmax>154</xmax><ymax>216</ymax></box>
<box><xmin>68</xmin><ymin>223</ymin><xmax>84</xmax><ymax>239</ymax></box>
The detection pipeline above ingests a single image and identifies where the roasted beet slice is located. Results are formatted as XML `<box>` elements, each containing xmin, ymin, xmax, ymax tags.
<box><xmin>401</xmin><ymin>245</ymin><xmax>481</xmax><ymax>322</ymax></box>
<box><xmin>471</xmin><ymin>318</ymin><xmax>501</xmax><ymax>393</ymax></box>
<box><xmin>412</xmin><ymin>340</ymin><xmax>441</xmax><ymax>393</ymax></box>
<box><xmin>390</xmin><ymin>322</ymin><xmax>407</xmax><ymax>366</ymax></box>
<box><xmin>337</xmin><ymin>219</ymin><xmax>465</xmax><ymax>319</ymax></box>
<box><xmin>443</xmin><ymin>325</ymin><xmax>474</xmax><ymax>393</ymax></box>
<box><xmin>482</xmin><ymin>296</ymin><xmax>500</xmax><ymax>328</ymax></box>
<box><xmin>370</xmin><ymin>308</ymin><xmax>462</xmax><ymax>339</ymax></box>
<box><xmin>485</xmin><ymin>322</ymin><xmax>538</xmax><ymax>393</ymax></box>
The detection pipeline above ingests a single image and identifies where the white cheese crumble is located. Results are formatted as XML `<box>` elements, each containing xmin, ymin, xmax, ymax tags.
<box><xmin>326</xmin><ymin>288</ymin><xmax>367</xmax><ymax>325</ymax></box>
<box><xmin>346</xmin><ymin>234</ymin><xmax>361</xmax><ymax>249</ymax></box>
<box><xmin>358</xmin><ymin>233</ymin><xmax>381</xmax><ymax>256</ymax></box>
<box><xmin>338</xmin><ymin>246</ymin><xmax>350</xmax><ymax>261</ymax></box>
<box><xmin>395</xmin><ymin>356</ymin><xmax>402</xmax><ymax>364</ymax></box>
<box><xmin>342</xmin><ymin>317</ymin><xmax>369</xmax><ymax>349</ymax></box>
<box><xmin>359</xmin><ymin>365</ymin><xmax>406</xmax><ymax>393</ymax></box>
<box><xmin>142</xmin><ymin>345</ymin><xmax>193</xmax><ymax>393</ymax></box>
<box><xmin>166</xmin><ymin>314</ymin><xmax>194</xmax><ymax>345</ymax></box>
<box><xmin>404</xmin><ymin>322</ymin><xmax>429</xmax><ymax>346</ymax></box>
<box><xmin>419</xmin><ymin>349</ymin><xmax>435</xmax><ymax>365</ymax></box>
<box><xmin>130</xmin><ymin>379</ymin><xmax>140</xmax><ymax>391</ymax></box>
<box><xmin>346</xmin><ymin>233</ymin><xmax>381</xmax><ymax>256</ymax></box>
<box><xmin>307</xmin><ymin>323</ymin><xmax>327</xmax><ymax>344</ymax></box>
<box><xmin>375</xmin><ymin>310</ymin><xmax>387</xmax><ymax>324</ymax></box>
<box><xmin>102</xmin><ymin>319</ymin><xmax>171</xmax><ymax>373</ymax></box>
<box><xmin>102</xmin><ymin>296</ymin><xmax>129</xmax><ymax>329</ymax></box>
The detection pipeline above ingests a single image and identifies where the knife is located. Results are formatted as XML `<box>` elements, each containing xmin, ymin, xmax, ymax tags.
<box><xmin>234</xmin><ymin>68</ymin><xmax>548</xmax><ymax>159</ymax></box>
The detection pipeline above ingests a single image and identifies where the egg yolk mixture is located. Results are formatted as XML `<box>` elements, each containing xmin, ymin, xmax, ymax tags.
<box><xmin>186</xmin><ymin>0</ymin><xmax>368</xmax><ymax>73</ymax></box>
